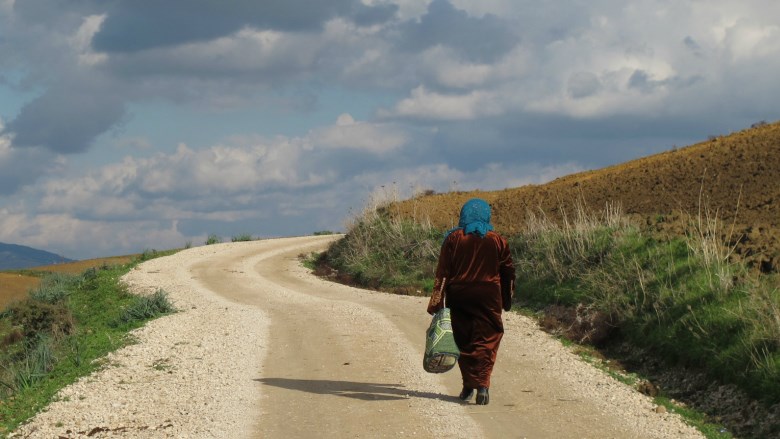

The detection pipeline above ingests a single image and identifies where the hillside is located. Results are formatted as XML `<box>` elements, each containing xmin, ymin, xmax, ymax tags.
<box><xmin>0</xmin><ymin>242</ymin><xmax>74</xmax><ymax>270</ymax></box>
<box><xmin>393</xmin><ymin>121</ymin><xmax>780</xmax><ymax>273</ymax></box>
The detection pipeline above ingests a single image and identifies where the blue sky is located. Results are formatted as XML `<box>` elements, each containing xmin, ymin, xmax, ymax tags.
<box><xmin>1</xmin><ymin>0</ymin><xmax>779</xmax><ymax>259</ymax></box>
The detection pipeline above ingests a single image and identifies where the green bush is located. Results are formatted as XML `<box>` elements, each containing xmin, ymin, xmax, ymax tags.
<box><xmin>205</xmin><ymin>234</ymin><xmax>221</xmax><ymax>245</ymax></box>
<box><xmin>231</xmin><ymin>234</ymin><xmax>253</xmax><ymax>242</ymax></box>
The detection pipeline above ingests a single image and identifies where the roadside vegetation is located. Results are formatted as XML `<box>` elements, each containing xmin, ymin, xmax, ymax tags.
<box><xmin>322</xmin><ymin>202</ymin><xmax>440</xmax><ymax>294</ymax></box>
<box><xmin>320</xmin><ymin>199</ymin><xmax>779</xmax><ymax>439</ymax></box>
<box><xmin>0</xmin><ymin>251</ymin><xmax>177</xmax><ymax>434</ymax></box>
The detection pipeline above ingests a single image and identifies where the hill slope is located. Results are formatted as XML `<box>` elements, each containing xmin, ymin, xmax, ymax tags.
<box><xmin>394</xmin><ymin>121</ymin><xmax>780</xmax><ymax>272</ymax></box>
<box><xmin>0</xmin><ymin>242</ymin><xmax>74</xmax><ymax>270</ymax></box>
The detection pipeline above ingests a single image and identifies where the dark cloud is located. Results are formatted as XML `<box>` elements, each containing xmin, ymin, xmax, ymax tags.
<box><xmin>683</xmin><ymin>35</ymin><xmax>702</xmax><ymax>56</ymax></box>
<box><xmin>12</xmin><ymin>0</ymin><xmax>104</xmax><ymax>28</ymax></box>
<box><xmin>351</xmin><ymin>2</ymin><xmax>398</xmax><ymax>27</ymax></box>
<box><xmin>0</xmin><ymin>147</ymin><xmax>59</xmax><ymax>195</ymax></box>
<box><xmin>6</xmin><ymin>83</ymin><xmax>125</xmax><ymax>153</ymax></box>
<box><xmin>92</xmin><ymin>0</ymin><xmax>396</xmax><ymax>53</ymax></box>
<box><xmin>393</xmin><ymin>0</ymin><xmax>517</xmax><ymax>63</ymax></box>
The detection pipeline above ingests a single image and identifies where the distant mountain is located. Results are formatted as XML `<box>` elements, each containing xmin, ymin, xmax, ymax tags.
<box><xmin>0</xmin><ymin>242</ymin><xmax>74</xmax><ymax>270</ymax></box>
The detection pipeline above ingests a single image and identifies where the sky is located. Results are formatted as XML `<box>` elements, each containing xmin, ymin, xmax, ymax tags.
<box><xmin>1</xmin><ymin>0</ymin><xmax>779</xmax><ymax>260</ymax></box>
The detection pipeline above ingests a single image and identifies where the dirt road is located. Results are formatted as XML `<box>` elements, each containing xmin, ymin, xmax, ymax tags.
<box><xmin>11</xmin><ymin>236</ymin><xmax>703</xmax><ymax>438</ymax></box>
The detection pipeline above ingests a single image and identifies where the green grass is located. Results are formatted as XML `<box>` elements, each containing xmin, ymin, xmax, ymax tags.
<box><xmin>0</xmin><ymin>256</ymin><xmax>176</xmax><ymax>434</ymax></box>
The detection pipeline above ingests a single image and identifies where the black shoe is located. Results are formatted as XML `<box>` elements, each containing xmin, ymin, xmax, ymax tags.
<box><xmin>458</xmin><ymin>387</ymin><xmax>474</xmax><ymax>401</ymax></box>
<box><xmin>476</xmin><ymin>388</ymin><xmax>489</xmax><ymax>405</ymax></box>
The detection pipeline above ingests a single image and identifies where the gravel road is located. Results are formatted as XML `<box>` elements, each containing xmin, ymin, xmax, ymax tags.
<box><xmin>11</xmin><ymin>236</ymin><xmax>704</xmax><ymax>438</ymax></box>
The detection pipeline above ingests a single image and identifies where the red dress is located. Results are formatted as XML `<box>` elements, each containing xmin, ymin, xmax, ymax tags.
<box><xmin>428</xmin><ymin>229</ymin><xmax>515</xmax><ymax>389</ymax></box>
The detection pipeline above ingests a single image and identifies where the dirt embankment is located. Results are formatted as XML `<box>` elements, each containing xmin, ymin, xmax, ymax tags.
<box><xmin>393</xmin><ymin>121</ymin><xmax>780</xmax><ymax>273</ymax></box>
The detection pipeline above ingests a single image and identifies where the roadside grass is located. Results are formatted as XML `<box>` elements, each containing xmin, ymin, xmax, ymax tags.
<box><xmin>512</xmin><ymin>202</ymin><xmax>780</xmax><ymax>407</ymax></box>
<box><xmin>0</xmin><ymin>252</ymin><xmax>177</xmax><ymax>434</ymax></box>
<box><xmin>321</xmin><ymin>199</ymin><xmax>778</xmax><ymax>438</ymax></box>
<box><xmin>323</xmin><ymin>200</ymin><xmax>441</xmax><ymax>294</ymax></box>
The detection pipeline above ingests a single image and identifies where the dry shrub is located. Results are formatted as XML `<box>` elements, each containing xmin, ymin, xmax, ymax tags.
<box><xmin>3</xmin><ymin>300</ymin><xmax>74</xmax><ymax>340</ymax></box>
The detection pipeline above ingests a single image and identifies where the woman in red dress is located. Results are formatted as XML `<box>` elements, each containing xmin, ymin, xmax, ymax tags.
<box><xmin>427</xmin><ymin>198</ymin><xmax>515</xmax><ymax>405</ymax></box>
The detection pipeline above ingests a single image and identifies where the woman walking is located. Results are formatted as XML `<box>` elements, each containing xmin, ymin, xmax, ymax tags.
<box><xmin>427</xmin><ymin>198</ymin><xmax>515</xmax><ymax>405</ymax></box>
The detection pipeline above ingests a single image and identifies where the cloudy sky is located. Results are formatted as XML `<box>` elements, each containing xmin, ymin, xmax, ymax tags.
<box><xmin>1</xmin><ymin>0</ymin><xmax>779</xmax><ymax>259</ymax></box>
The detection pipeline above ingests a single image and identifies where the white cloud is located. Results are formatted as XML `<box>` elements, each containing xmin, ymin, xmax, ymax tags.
<box><xmin>0</xmin><ymin>208</ymin><xmax>187</xmax><ymax>259</ymax></box>
<box><xmin>417</xmin><ymin>46</ymin><xmax>493</xmax><ymax>88</ymax></box>
<box><xmin>70</xmin><ymin>14</ymin><xmax>107</xmax><ymax>66</ymax></box>
<box><xmin>314</xmin><ymin>113</ymin><xmax>407</xmax><ymax>153</ymax></box>
<box><xmin>721</xmin><ymin>19</ymin><xmax>780</xmax><ymax>61</ymax></box>
<box><xmin>382</xmin><ymin>85</ymin><xmax>503</xmax><ymax>120</ymax></box>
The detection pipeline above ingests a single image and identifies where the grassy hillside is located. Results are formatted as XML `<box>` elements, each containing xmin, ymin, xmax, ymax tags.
<box><xmin>323</xmin><ymin>121</ymin><xmax>780</xmax><ymax>438</ymax></box>
<box><xmin>393</xmin><ymin>121</ymin><xmax>780</xmax><ymax>273</ymax></box>
<box><xmin>0</xmin><ymin>252</ymin><xmax>174</xmax><ymax>434</ymax></box>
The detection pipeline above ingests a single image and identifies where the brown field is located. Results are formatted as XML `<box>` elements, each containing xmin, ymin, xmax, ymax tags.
<box><xmin>0</xmin><ymin>255</ymin><xmax>138</xmax><ymax>310</ymax></box>
<box><xmin>393</xmin><ymin>121</ymin><xmax>780</xmax><ymax>272</ymax></box>
<box><xmin>0</xmin><ymin>273</ymin><xmax>41</xmax><ymax>309</ymax></box>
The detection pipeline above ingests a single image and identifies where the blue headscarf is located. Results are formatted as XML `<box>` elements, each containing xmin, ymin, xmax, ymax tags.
<box><xmin>444</xmin><ymin>198</ymin><xmax>494</xmax><ymax>241</ymax></box>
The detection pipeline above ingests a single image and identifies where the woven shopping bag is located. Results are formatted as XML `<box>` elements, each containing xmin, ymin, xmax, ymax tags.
<box><xmin>423</xmin><ymin>279</ymin><xmax>459</xmax><ymax>373</ymax></box>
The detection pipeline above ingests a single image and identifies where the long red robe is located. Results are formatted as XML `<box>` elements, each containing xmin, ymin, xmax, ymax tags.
<box><xmin>428</xmin><ymin>229</ymin><xmax>515</xmax><ymax>389</ymax></box>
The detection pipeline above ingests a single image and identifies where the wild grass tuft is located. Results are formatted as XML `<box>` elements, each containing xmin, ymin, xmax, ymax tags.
<box><xmin>28</xmin><ymin>273</ymin><xmax>78</xmax><ymax>304</ymax></box>
<box><xmin>137</xmin><ymin>249</ymin><xmax>160</xmax><ymax>262</ymax></box>
<box><xmin>205</xmin><ymin>234</ymin><xmax>221</xmax><ymax>245</ymax></box>
<box><xmin>0</xmin><ymin>336</ymin><xmax>56</xmax><ymax>392</ymax></box>
<box><xmin>231</xmin><ymin>234</ymin><xmax>253</xmax><ymax>242</ymax></box>
<box><xmin>116</xmin><ymin>289</ymin><xmax>176</xmax><ymax>324</ymax></box>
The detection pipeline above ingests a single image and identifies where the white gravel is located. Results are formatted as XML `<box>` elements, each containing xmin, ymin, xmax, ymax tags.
<box><xmin>10</xmin><ymin>243</ymin><xmax>270</xmax><ymax>438</ymax></box>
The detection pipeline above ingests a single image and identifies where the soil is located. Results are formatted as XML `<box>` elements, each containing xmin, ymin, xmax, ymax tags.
<box><xmin>392</xmin><ymin>121</ymin><xmax>780</xmax><ymax>273</ymax></box>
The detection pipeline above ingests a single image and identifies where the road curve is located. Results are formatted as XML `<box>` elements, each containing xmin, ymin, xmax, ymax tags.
<box><xmin>11</xmin><ymin>236</ymin><xmax>703</xmax><ymax>438</ymax></box>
